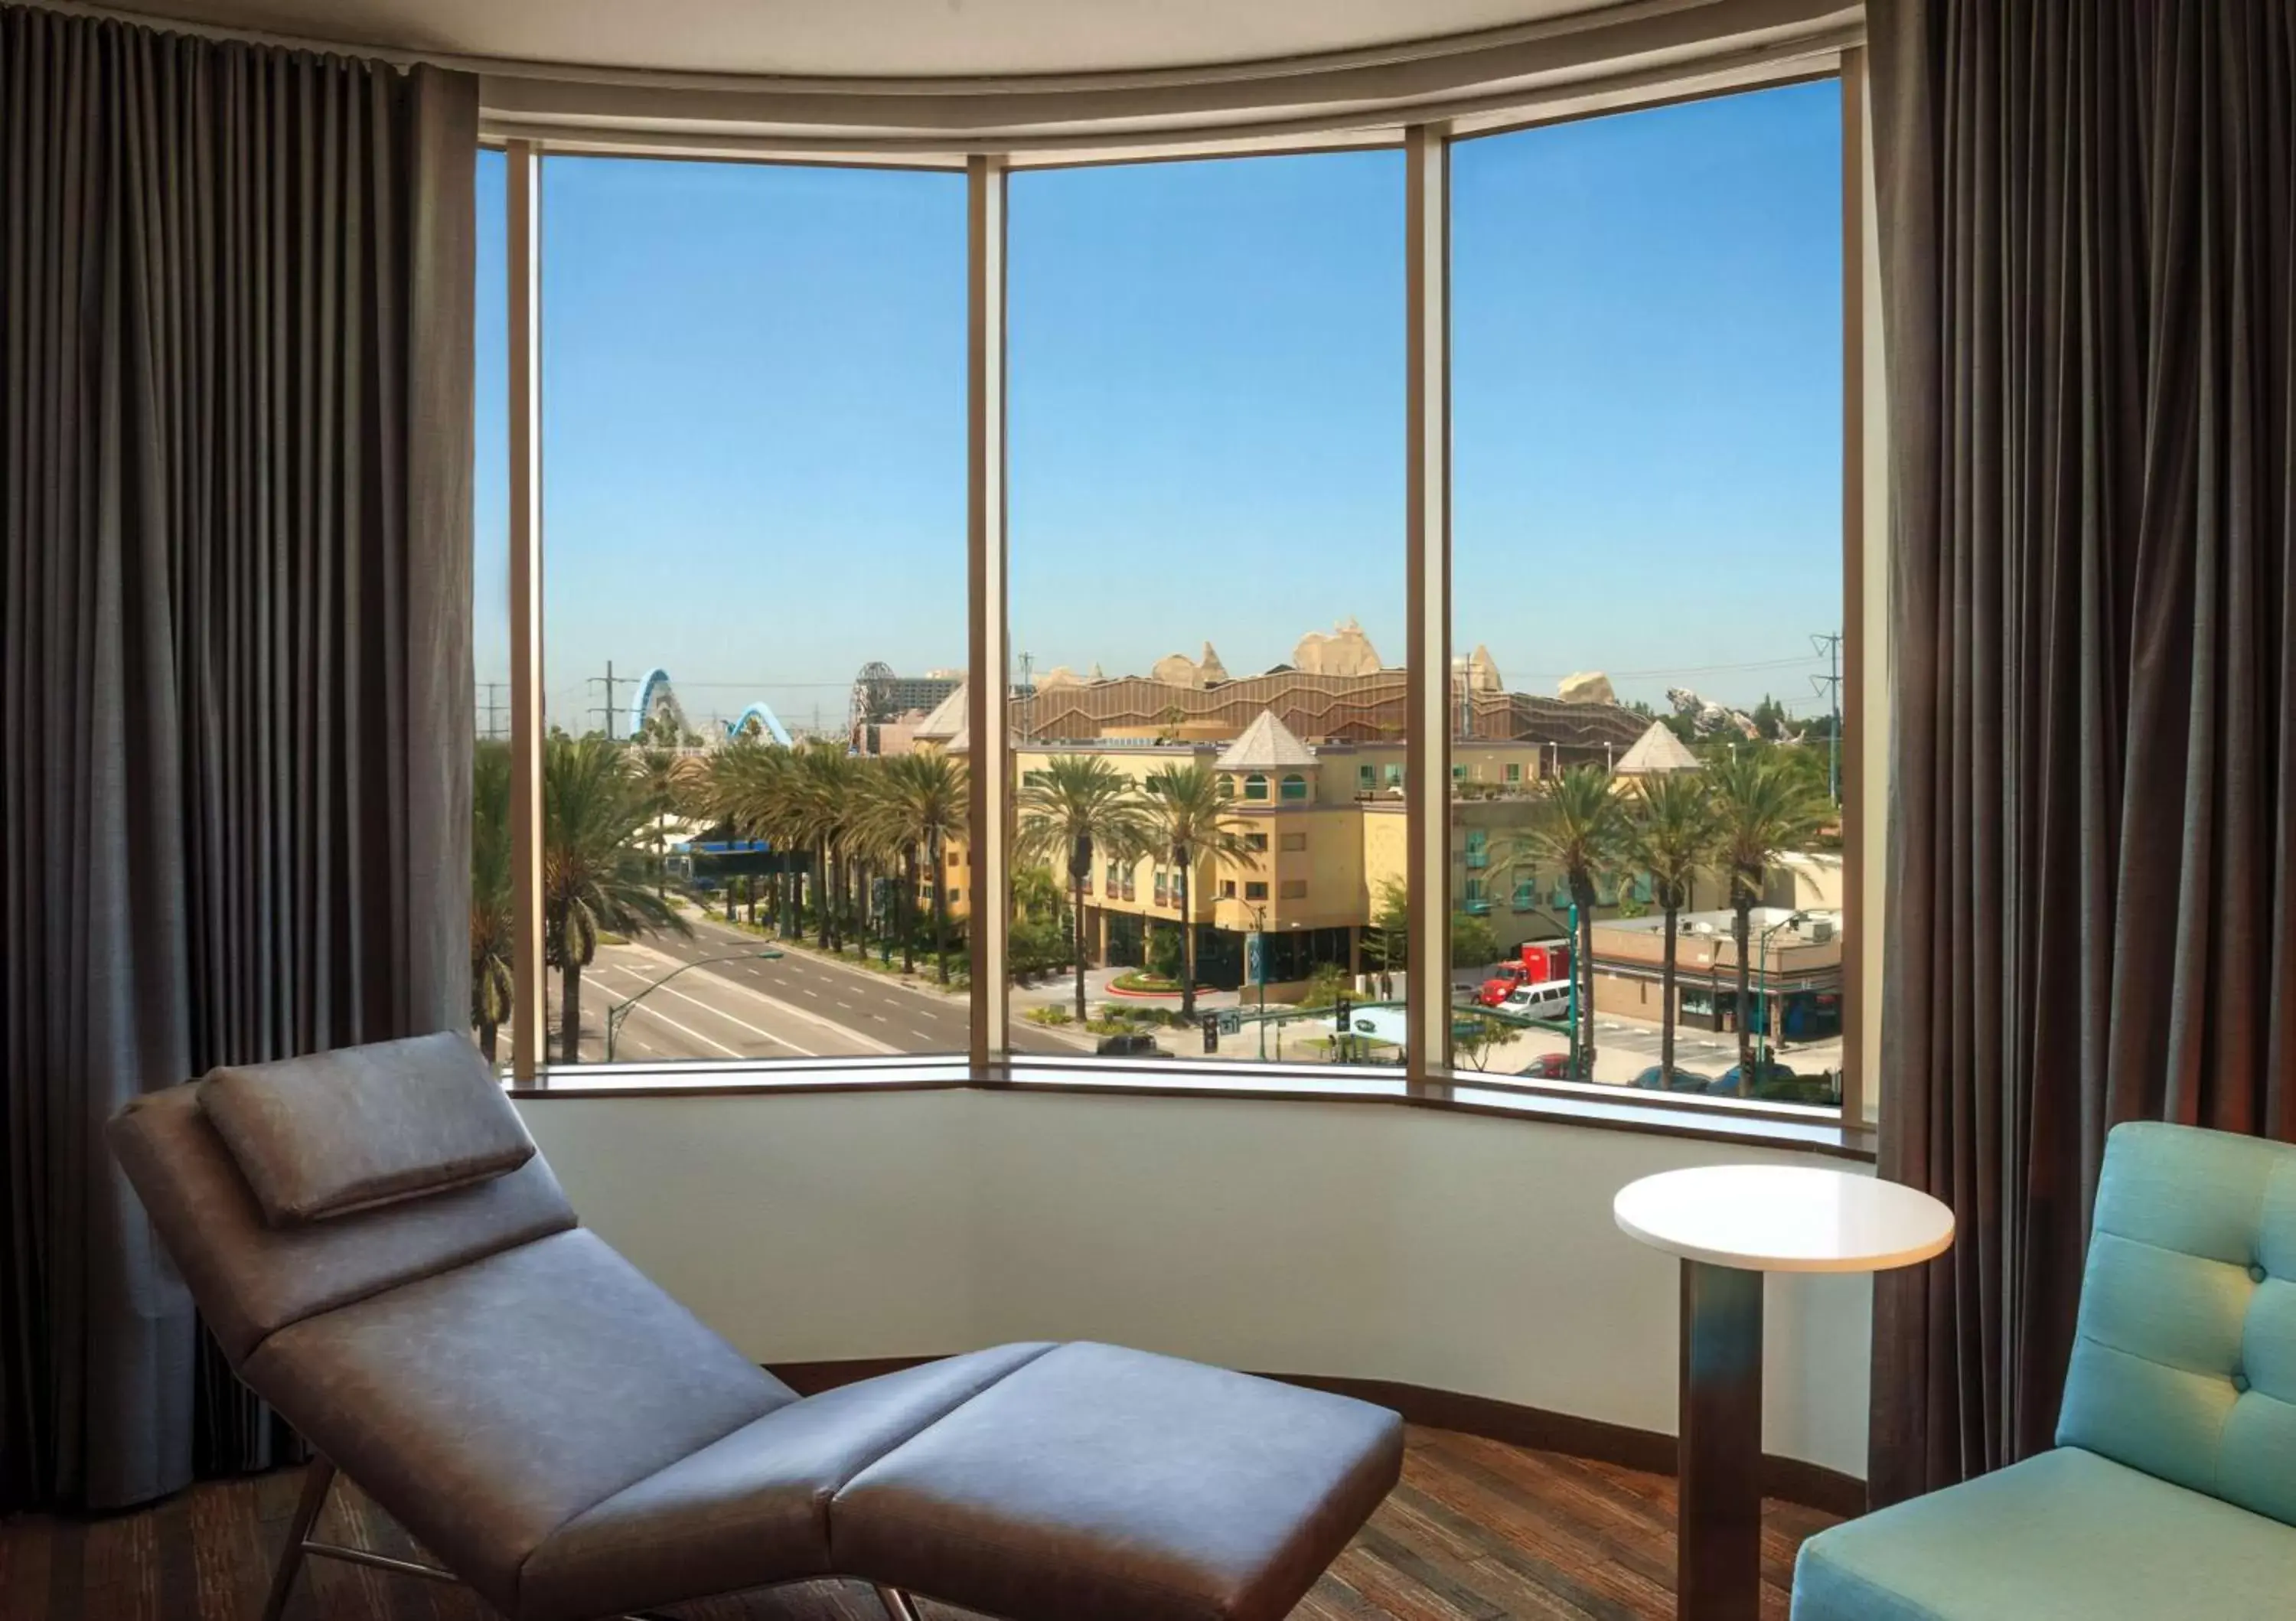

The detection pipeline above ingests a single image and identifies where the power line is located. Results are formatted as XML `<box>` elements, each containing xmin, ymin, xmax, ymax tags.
<box><xmin>1808</xmin><ymin>631</ymin><xmax>1843</xmax><ymax>803</ymax></box>
<box><xmin>589</xmin><ymin>660</ymin><xmax>627</xmax><ymax>741</ymax></box>
<box><xmin>477</xmin><ymin>682</ymin><xmax>507</xmax><ymax>741</ymax></box>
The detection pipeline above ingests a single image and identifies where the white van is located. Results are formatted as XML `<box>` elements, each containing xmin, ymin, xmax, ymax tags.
<box><xmin>1499</xmin><ymin>979</ymin><xmax>1572</xmax><ymax>1021</ymax></box>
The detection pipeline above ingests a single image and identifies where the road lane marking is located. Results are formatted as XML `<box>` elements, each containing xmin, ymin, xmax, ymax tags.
<box><xmin>643</xmin><ymin>981</ymin><xmax>817</xmax><ymax>1058</ymax></box>
<box><xmin>605</xmin><ymin>998</ymin><xmax>749</xmax><ymax>1060</ymax></box>
<box><xmin>613</xmin><ymin>942</ymin><xmax>898</xmax><ymax>1055</ymax></box>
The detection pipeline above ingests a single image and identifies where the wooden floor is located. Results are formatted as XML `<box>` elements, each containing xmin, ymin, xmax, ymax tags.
<box><xmin>0</xmin><ymin>1427</ymin><xmax>1831</xmax><ymax>1621</ymax></box>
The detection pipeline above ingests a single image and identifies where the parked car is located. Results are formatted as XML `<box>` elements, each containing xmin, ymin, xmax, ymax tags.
<box><xmin>1632</xmin><ymin>1064</ymin><xmax>1714</xmax><ymax>1093</ymax></box>
<box><xmin>1095</xmin><ymin>1032</ymin><xmax>1166</xmax><ymax>1058</ymax></box>
<box><xmin>1498</xmin><ymin>980</ymin><xmax>1572</xmax><ymax>1021</ymax></box>
<box><xmin>1516</xmin><ymin>1052</ymin><xmax>1576</xmax><ymax>1080</ymax></box>
<box><xmin>1710</xmin><ymin>1059</ymin><xmax>1798</xmax><ymax>1097</ymax></box>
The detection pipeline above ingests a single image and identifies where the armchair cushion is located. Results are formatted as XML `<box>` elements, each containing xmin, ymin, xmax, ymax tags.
<box><xmin>203</xmin><ymin>1031</ymin><xmax>534</xmax><ymax>1225</ymax></box>
<box><xmin>2056</xmin><ymin>1121</ymin><xmax>2296</xmax><ymax>1526</ymax></box>
<box><xmin>1791</xmin><ymin>1446</ymin><xmax>2296</xmax><ymax>1621</ymax></box>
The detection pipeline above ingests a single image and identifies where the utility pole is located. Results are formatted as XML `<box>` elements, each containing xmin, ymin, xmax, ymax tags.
<box><xmin>589</xmin><ymin>660</ymin><xmax>625</xmax><ymax>742</ymax></box>
<box><xmin>1809</xmin><ymin>631</ymin><xmax>1843</xmax><ymax>803</ymax></box>
<box><xmin>478</xmin><ymin>683</ymin><xmax>507</xmax><ymax>741</ymax></box>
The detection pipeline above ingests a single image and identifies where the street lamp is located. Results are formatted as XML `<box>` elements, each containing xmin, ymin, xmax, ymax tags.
<box><xmin>1753</xmin><ymin>910</ymin><xmax>1809</xmax><ymax>1071</ymax></box>
<box><xmin>603</xmin><ymin>948</ymin><xmax>785</xmax><ymax>1062</ymax></box>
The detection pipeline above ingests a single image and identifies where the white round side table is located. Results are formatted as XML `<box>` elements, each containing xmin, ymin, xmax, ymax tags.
<box><xmin>1613</xmin><ymin>1164</ymin><xmax>1954</xmax><ymax>1621</ymax></box>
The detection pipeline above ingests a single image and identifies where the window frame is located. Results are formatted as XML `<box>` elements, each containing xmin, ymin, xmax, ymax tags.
<box><xmin>488</xmin><ymin>53</ymin><xmax>1872</xmax><ymax>1135</ymax></box>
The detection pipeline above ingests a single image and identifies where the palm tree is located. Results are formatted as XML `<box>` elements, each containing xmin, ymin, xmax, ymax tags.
<box><xmin>470</xmin><ymin>739</ymin><xmax>516</xmax><ymax>1063</ymax></box>
<box><xmin>1016</xmin><ymin>755</ymin><xmax>1153</xmax><ymax>1022</ymax></box>
<box><xmin>1362</xmin><ymin>876</ymin><xmax>1409</xmax><ymax>1000</ymax></box>
<box><xmin>1708</xmin><ymin>750</ymin><xmax>1826</xmax><ymax>1080</ymax></box>
<box><xmin>1619</xmin><ymin>771</ymin><xmax>1717</xmax><ymax>1087</ymax></box>
<box><xmin>1140</xmin><ymin>762</ymin><xmax>1256</xmax><ymax>1019</ymax></box>
<box><xmin>709</xmin><ymin>740</ymin><xmax>802</xmax><ymax>932</ymax></box>
<box><xmin>859</xmin><ymin>751</ymin><xmax>968</xmax><ymax>983</ymax></box>
<box><xmin>544</xmin><ymin>735</ymin><xmax>688</xmax><ymax>1064</ymax></box>
<box><xmin>1528</xmin><ymin>765</ymin><xmax>1626</xmax><ymax>1080</ymax></box>
<box><xmin>631</xmin><ymin>745</ymin><xmax>700</xmax><ymax>895</ymax></box>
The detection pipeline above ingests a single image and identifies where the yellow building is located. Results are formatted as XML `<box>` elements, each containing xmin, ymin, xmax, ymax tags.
<box><xmin>994</xmin><ymin>713</ymin><xmax>1612</xmax><ymax>995</ymax></box>
<box><xmin>907</xmin><ymin>656</ymin><xmax>1838</xmax><ymax>1001</ymax></box>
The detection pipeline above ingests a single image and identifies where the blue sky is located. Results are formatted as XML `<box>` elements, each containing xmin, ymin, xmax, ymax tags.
<box><xmin>474</xmin><ymin>80</ymin><xmax>1841</xmax><ymax>735</ymax></box>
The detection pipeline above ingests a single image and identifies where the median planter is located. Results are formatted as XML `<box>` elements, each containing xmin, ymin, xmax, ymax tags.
<box><xmin>1107</xmin><ymin>970</ymin><xmax>1191</xmax><ymax>1000</ymax></box>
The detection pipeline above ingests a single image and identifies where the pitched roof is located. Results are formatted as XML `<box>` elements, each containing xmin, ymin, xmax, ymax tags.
<box><xmin>1215</xmin><ymin>709</ymin><xmax>1316</xmax><ymax>771</ymax></box>
<box><xmin>1614</xmin><ymin>719</ymin><xmax>1702</xmax><ymax>775</ymax></box>
<box><xmin>913</xmin><ymin>683</ymin><xmax>967</xmax><ymax>741</ymax></box>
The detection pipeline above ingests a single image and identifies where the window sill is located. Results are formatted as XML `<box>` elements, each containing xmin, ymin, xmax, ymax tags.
<box><xmin>510</xmin><ymin>1056</ymin><xmax>1875</xmax><ymax>1161</ymax></box>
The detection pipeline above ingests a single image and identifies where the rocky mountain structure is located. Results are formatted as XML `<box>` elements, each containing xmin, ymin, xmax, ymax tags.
<box><xmin>1291</xmin><ymin>618</ymin><xmax>1383</xmax><ymax>677</ymax></box>
<box><xmin>1666</xmin><ymin>686</ymin><xmax>1763</xmax><ymax>740</ymax></box>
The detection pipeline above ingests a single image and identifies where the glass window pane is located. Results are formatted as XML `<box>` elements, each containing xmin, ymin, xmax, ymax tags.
<box><xmin>539</xmin><ymin>158</ymin><xmax>967</xmax><ymax>1069</ymax></box>
<box><xmin>1007</xmin><ymin>152</ymin><xmax>1404</xmax><ymax>1065</ymax></box>
<box><xmin>471</xmin><ymin>148</ymin><xmax>516</xmax><ymax>1072</ymax></box>
<box><xmin>1450</xmin><ymin>83</ymin><xmax>1844</xmax><ymax>1101</ymax></box>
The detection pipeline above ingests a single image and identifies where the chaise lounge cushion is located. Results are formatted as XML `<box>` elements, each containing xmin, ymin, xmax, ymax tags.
<box><xmin>243</xmin><ymin>1227</ymin><xmax>793</xmax><ymax>1613</ymax></box>
<box><xmin>831</xmin><ymin>1341</ymin><xmax>1405</xmax><ymax>1621</ymax></box>
<box><xmin>203</xmin><ymin>1032</ymin><xmax>536</xmax><ymax>1225</ymax></box>
<box><xmin>108</xmin><ymin>1081</ymin><xmax>576</xmax><ymax>1365</ymax></box>
<box><xmin>1790</xmin><ymin>1446</ymin><xmax>2296</xmax><ymax>1621</ymax></box>
<box><xmin>519</xmin><ymin>1343</ymin><xmax>1058</xmax><ymax>1621</ymax></box>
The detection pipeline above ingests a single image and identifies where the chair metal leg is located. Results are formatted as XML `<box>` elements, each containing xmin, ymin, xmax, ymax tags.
<box><xmin>259</xmin><ymin>1457</ymin><xmax>338</xmax><ymax>1621</ymax></box>
<box><xmin>874</xmin><ymin>1585</ymin><xmax>924</xmax><ymax>1621</ymax></box>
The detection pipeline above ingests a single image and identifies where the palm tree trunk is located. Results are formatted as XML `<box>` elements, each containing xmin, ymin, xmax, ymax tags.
<box><xmin>901</xmin><ymin>849</ymin><xmax>918</xmax><ymax>972</ymax></box>
<box><xmin>1072</xmin><ymin>871</ymin><xmax>1089</xmax><ymax>1023</ymax></box>
<box><xmin>931</xmin><ymin>831</ymin><xmax>951</xmax><ymax>986</ymax></box>
<box><xmin>1733</xmin><ymin>894</ymin><xmax>1754</xmax><ymax>1081</ymax></box>
<box><xmin>479</xmin><ymin>1021</ymin><xmax>499</xmax><ymax>1063</ymax></box>
<box><xmin>814</xmin><ymin>852</ymin><xmax>831</xmax><ymax>948</ymax></box>
<box><xmin>561</xmin><ymin>960</ymin><xmax>582</xmax><ymax>1066</ymax></box>
<box><xmin>1659</xmin><ymin>905</ymin><xmax>1679</xmax><ymax>1081</ymax></box>
<box><xmin>1176</xmin><ymin>855</ymin><xmax>1196</xmax><ymax>1020</ymax></box>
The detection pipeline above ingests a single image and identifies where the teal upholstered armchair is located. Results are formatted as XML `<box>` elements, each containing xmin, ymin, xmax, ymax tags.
<box><xmin>1792</xmin><ymin>1122</ymin><xmax>2296</xmax><ymax>1619</ymax></box>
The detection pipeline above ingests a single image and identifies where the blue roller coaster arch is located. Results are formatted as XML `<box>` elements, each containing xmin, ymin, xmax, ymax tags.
<box><xmin>628</xmin><ymin>668</ymin><xmax>793</xmax><ymax>748</ymax></box>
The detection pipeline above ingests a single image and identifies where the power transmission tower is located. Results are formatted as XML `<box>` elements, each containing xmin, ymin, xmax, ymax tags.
<box><xmin>478</xmin><ymin>682</ymin><xmax>507</xmax><ymax>741</ymax></box>
<box><xmin>589</xmin><ymin>660</ymin><xmax>626</xmax><ymax>742</ymax></box>
<box><xmin>1809</xmin><ymin>631</ymin><xmax>1843</xmax><ymax>803</ymax></box>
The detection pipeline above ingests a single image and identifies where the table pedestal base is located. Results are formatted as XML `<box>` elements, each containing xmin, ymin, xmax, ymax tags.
<box><xmin>1678</xmin><ymin>1258</ymin><xmax>1763</xmax><ymax>1621</ymax></box>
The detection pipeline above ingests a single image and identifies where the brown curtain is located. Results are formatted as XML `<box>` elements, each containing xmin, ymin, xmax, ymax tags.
<box><xmin>1869</xmin><ymin>0</ymin><xmax>2296</xmax><ymax>1505</ymax></box>
<box><xmin>1</xmin><ymin>6</ymin><xmax>475</xmax><ymax>1509</ymax></box>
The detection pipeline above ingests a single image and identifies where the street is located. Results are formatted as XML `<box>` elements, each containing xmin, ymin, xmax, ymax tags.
<box><xmin>548</xmin><ymin>913</ymin><xmax>1088</xmax><ymax>1063</ymax></box>
<box><xmin>540</xmin><ymin>914</ymin><xmax>1843</xmax><ymax>1087</ymax></box>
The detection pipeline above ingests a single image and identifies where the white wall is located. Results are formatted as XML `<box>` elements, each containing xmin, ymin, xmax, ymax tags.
<box><xmin>519</xmin><ymin>1090</ymin><xmax>1872</xmax><ymax>1479</ymax></box>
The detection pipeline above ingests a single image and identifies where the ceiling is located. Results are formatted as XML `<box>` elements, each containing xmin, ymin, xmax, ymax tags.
<box><xmin>108</xmin><ymin>0</ymin><xmax>1625</xmax><ymax>80</ymax></box>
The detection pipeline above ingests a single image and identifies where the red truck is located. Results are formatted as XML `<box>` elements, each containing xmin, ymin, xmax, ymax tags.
<box><xmin>1476</xmin><ymin>939</ymin><xmax>1572</xmax><ymax>1007</ymax></box>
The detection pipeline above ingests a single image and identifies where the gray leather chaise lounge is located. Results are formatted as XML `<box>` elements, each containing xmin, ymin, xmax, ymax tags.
<box><xmin>110</xmin><ymin>1032</ymin><xmax>1403</xmax><ymax>1621</ymax></box>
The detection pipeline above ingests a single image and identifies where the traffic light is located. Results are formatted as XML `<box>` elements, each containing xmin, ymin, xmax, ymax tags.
<box><xmin>1201</xmin><ymin>1012</ymin><xmax>1218</xmax><ymax>1054</ymax></box>
<box><xmin>1333</xmin><ymin>996</ymin><xmax>1352</xmax><ymax>1062</ymax></box>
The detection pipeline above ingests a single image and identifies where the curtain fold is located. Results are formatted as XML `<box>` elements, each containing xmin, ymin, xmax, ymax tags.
<box><xmin>1</xmin><ymin>5</ymin><xmax>475</xmax><ymax>1510</ymax></box>
<box><xmin>1870</xmin><ymin>0</ymin><xmax>2296</xmax><ymax>1505</ymax></box>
